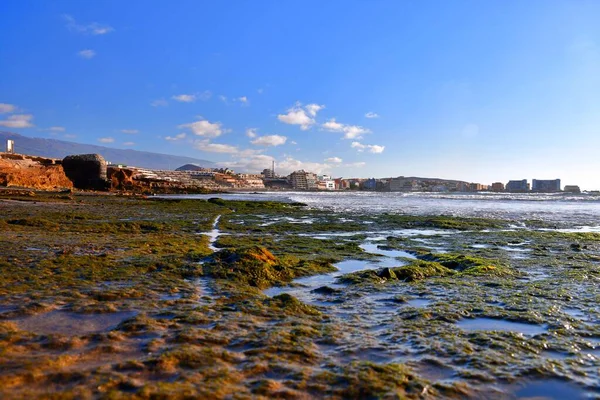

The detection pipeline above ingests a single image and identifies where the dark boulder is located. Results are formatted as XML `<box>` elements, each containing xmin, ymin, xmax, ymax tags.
<box><xmin>62</xmin><ymin>154</ymin><xmax>109</xmax><ymax>190</ymax></box>
<box><xmin>378</xmin><ymin>267</ymin><xmax>397</xmax><ymax>280</ymax></box>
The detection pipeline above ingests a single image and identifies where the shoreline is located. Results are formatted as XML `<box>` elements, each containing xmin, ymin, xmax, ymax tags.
<box><xmin>0</xmin><ymin>191</ymin><xmax>598</xmax><ymax>398</ymax></box>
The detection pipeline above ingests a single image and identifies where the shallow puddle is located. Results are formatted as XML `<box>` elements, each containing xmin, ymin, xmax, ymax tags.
<box><xmin>497</xmin><ymin>246</ymin><xmax>531</xmax><ymax>253</ymax></box>
<box><xmin>405</xmin><ymin>298</ymin><xmax>431</xmax><ymax>308</ymax></box>
<box><xmin>542</xmin><ymin>350</ymin><xmax>570</xmax><ymax>360</ymax></box>
<box><xmin>457</xmin><ymin>318</ymin><xmax>547</xmax><ymax>336</ymax></box>
<box><xmin>360</xmin><ymin>243</ymin><xmax>416</xmax><ymax>259</ymax></box>
<box><xmin>16</xmin><ymin>310</ymin><xmax>137</xmax><ymax>336</ymax></box>
<box><xmin>563</xmin><ymin>307</ymin><xmax>588</xmax><ymax>321</ymax></box>
<box><xmin>203</xmin><ymin>215</ymin><xmax>223</xmax><ymax>251</ymax></box>
<box><xmin>512</xmin><ymin>379</ymin><xmax>586</xmax><ymax>400</ymax></box>
<box><xmin>265</xmin><ymin>255</ymin><xmax>404</xmax><ymax>297</ymax></box>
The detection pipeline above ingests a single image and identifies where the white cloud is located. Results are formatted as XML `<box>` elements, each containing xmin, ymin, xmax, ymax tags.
<box><xmin>78</xmin><ymin>49</ymin><xmax>96</xmax><ymax>59</ymax></box>
<box><xmin>121</xmin><ymin>129</ymin><xmax>139</xmax><ymax>134</ymax></box>
<box><xmin>291</xmin><ymin>141</ymin><xmax>298</xmax><ymax>145</ymax></box>
<box><xmin>194</xmin><ymin>140</ymin><xmax>238</xmax><ymax>154</ymax></box>
<box><xmin>237</xmin><ymin>96</ymin><xmax>248</xmax><ymax>104</ymax></box>
<box><xmin>0</xmin><ymin>103</ymin><xmax>17</xmax><ymax>114</ymax></box>
<box><xmin>246</xmin><ymin>128</ymin><xmax>257</xmax><ymax>138</ymax></box>
<box><xmin>165</xmin><ymin>133</ymin><xmax>186</xmax><ymax>141</ymax></box>
<box><xmin>278</xmin><ymin>157</ymin><xmax>330</xmax><ymax>175</ymax></box>
<box><xmin>322</xmin><ymin>118</ymin><xmax>371</xmax><ymax>139</ymax></box>
<box><xmin>63</xmin><ymin>134</ymin><xmax>77</xmax><ymax>139</ymax></box>
<box><xmin>172</xmin><ymin>91</ymin><xmax>211</xmax><ymax>103</ymax></box>
<box><xmin>305</xmin><ymin>103</ymin><xmax>324</xmax><ymax>117</ymax></box>
<box><xmin>123</xmin><ymin>142</ymin><xmax>135</xmax><ymax>146</ymax></box>
<box><xmin>257</xmin><ymin>88</ymin><xmax>264</xmax><ymax>94</ymax></box>
<box><xmin>172</xmin><ymin>94</ymin><xmax>196</xmax><ymax>103</ymax></box>
<box><xmin>151</xmin><ymin>99</ymin><xmax>168</xmax><ymax>107</ymax></box>
<box><xmin>217</xmin><ymin>154</ymin><xmax>274</xmax><ymax>172</ymax></box>
<box><xmin>325</xmin><ymin>157</ymin><xmax>343</xmax><ymax>163</ymax></box>
<box><xmin>322</xmin><ymin>118</ymin><xmax>344</xmax><ymax>131</ymax></box>
<box><xmin>98</xmin><ymin>137</ymin><xmax>114</xmax><ymax>143</ymax></box>
<box><xmin>365</xmin><ymin>112</ymin><xmax>380</xmax><ymax>119</ymax></box>
<box><xmin>351</xmin><ymin>141</ymin><xmax>385</xmax><ymax>153</ymax></box>
<box><xmin>251</xmin><ymin>135</ymin><xmax>287</xmax><ymax>147</ymax></box>
<box><xmin>345</xmin><ymin>162</ymin><xmax>367</xmax><ymax>168</ymax></box>
<box><xmin>0</xmin><ymin>114</ymin><xmax>34</xmax><ymax>128</ymax></box>
<box><xmin>40</xmin><ymin>126</ymin><xmax>65</xmax><ymax>132</ymax></box>
<box><xmin>277</xmin><ymin>102</ymin><xmax>324</xmax><ymax>130</ymax></box>
<box><xmin>218</xmin><ymin>155</ymin><xmax>329</xmax><ymax>174</ymax></box>
<box><xmin>343</xmin><ymin>125</ymin><xmax>371</xmax><ymax>139</ymax></box>
<box><xmin>219</xmin><ymin>95</ymin><xmax>228</xmax><ymax>103</ymax></box>
<box><xmin>179</xmin><ymin>118</ymin><xmax>223</xmax><ymax>138</ymax></box>
<box><xmin>63</xmin><ymin>15</ymin><xmax>113</xmax><ymax>35</ymax></box>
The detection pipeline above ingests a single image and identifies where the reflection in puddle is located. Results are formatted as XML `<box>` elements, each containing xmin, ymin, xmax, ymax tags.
<box><xmin>405</xmin><ymin>298</ymin><xmax>431</xmax><ymax>308</ymax></box>
<box><xmin>542</xmin><ymin>350</ymin><xmax>570</xmax><ymax>360</ymax></box>
<box><xmin>16</xmin><ymin>310</ymin><xmax>138</xmax><ymax>335</ymax></box>
<box><xmin>498</xmin><ymin>245</ymin><xmax>531</xmax><ymax>253</ymax></box>
<box><xmin>265</xmin><ymin>255</ymin><xmax>409</xmax><ymax>297</ymax></box>
<box><xmin>563</xmin><ymin>307</ymin><xmax>588</xmax><ymax>321</ymax></box>
<box><xmin>203</xmin><ymin>215</ymin><xmax>223</xmax><ymax>252</ymax></box>
<box><xmin>526</xmin><ymin>270</ymin><xmax>550</xmax><ymax>281</ymax></box>
<box><xmin>513</xmin><ymin>379</ymin><xmax>586</xmax><ymax>400</ymax></box>
<box><xmin>457</xmin><ymin>318</ymin><xmax>547</xmax><ymax>336</ymax></box>
<box><xmin>360</xmin><ymin>243</ymin><xmax>416</xmax><ymax>259</ymax></box>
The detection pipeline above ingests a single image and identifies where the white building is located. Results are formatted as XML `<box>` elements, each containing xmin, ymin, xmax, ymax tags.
<box><xmin>317</xmin><ymin>179</ymin><xmax>335</xmax><ymax>190</ymax></box>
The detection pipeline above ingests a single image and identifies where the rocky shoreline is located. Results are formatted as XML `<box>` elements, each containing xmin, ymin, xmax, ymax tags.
<box><xmin>0</xmin><ymin>191</ymin><xmax>598</xmax><ymax>399</ymax></box>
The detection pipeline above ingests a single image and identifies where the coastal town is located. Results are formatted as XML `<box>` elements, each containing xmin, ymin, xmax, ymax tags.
<box><xmin>0</xmin><ymin>139</ymin><xmax>583</xmax><ymax>194</ymax></box>
<box><xmin>165</xmin><ymin>163</ymin><xmax>581</xmax><ymax>193</ymax></box>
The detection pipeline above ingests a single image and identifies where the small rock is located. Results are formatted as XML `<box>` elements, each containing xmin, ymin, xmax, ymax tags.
<box><xmin>312</xmin><ymin>286</ymin><xmax>341</xmax><ymax>295</ymax></box>
<box><xmin>378</xmin><ymin>267</ymin><xmax>397</xmax><ymax>280</ymax></box>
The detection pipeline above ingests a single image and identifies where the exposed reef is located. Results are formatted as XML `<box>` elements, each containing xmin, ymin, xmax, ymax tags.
<box><xmin>0</xmin><ymin>192</ymin><xmax>599</xmax><ymax>398</ymax></box>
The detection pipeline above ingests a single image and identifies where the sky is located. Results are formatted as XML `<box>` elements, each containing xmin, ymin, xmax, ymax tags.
<box><xmin>1</xmin><ymin>1</ymin><xmax>599</xmax><ymax>189</ymax></box>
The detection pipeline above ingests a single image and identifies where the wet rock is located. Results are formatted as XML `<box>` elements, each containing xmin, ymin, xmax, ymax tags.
<box><xmin>570</xmin><ymin>243</ymin><xmax>582</xmax><ymax>251</ymax></box>
<box><xmin>205</xmin><ymin>246</ymin><xmax>335</xmax><ymax>289</ymax></box>
<box><xmin>264</xmin><ymin>293</ymin><xmax>321</xmax><ymax>316</ymax></box>
<box><xmin>377</xmin><ymin>267</ymin><xmax>397</xmax><ymax>280</ymax></box>
<box><xmin>312</xmin><ymin>286</ymin><xmax>342</xmax><ymax>295</ymax></box>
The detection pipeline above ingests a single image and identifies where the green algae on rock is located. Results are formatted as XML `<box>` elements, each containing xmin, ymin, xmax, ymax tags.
<box><xmin>339</xmin><ymin>252</ymin><xmax>516</xmax><ymax>284</ymax></box>
<box><xmin>202</xmin><ymin>246</ymin><xmax>336</xmax><ymax>289</ymax></box>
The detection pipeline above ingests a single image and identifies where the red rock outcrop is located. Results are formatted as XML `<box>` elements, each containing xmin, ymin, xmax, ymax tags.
<box><xmin>0</xmin><ymin>155</ymin><xmax>73</xmax><ymax>190</ymax></box>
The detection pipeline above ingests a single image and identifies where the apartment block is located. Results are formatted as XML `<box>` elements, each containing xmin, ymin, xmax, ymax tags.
<box><xmin>532</xmin><ymin>179</ymin><xmax>561</xmax><ymax>193</ymax></box>
<box><xmin>289</xmin><ymin>170</ymin><xmax>318</xmax><ymax>190</ymax></box>
<box><xmin>506</xmin><ymin>179</ymin><xmax>530</xmax><ymax>192</ymax></box>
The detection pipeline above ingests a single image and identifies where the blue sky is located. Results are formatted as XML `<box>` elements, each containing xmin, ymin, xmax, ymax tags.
<box><xmin>1</xmin><ymin>1</ymin><xmax>599</xmax><ymax>188</ymax></box>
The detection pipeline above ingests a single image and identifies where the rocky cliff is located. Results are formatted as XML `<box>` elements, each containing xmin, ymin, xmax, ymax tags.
<box><xmin>0</xmin><ymin>153</ymin><xmax>73</xmax><ymax>190</ymax></box>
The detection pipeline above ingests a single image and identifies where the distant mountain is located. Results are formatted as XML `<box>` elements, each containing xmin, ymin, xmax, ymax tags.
<box><xmin>0</xmin><ymin>132</ymin><xmax>214</xmax><ymax>170</ymax></box>
<box><xmin>176</xmin><ymin>164</ymin><xmax>206</xmax><ymax>171</ymax></box>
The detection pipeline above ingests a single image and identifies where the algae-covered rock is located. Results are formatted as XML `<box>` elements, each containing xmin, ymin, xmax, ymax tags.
<box><xmin>394</xmin><ymin>261</ymin><xmax>456</xmax><ymax>281</ymax></box>
<box><xmin>203</xmin><ymin>246</ymin><xmax>336</xmax><ymax>289</ymax></box>
<box><xmin>329</xmin><ymin>361</ymin><xmax>430</xmax><ymax>398</ymax></box>
<box><xmin>312</xmin><ymin>286</ymin><xmax>342</xmax><ymax>295</ymax></box>
<box><xmin>378</xmin><ymin>267</ymin><xmax>397</xmax><ymax>280</ymax></box>
<box><xmin>264</xmin><ymin>293</ymin><xmax>321</xmax><ymax>316</ymax></box>
<box><xmin>419</xmin><ymin>252</ymin><xmax>516</xmax><ymax>277</ymax></box>
<box><xmin>339</xmin><ymin>252</ymin><xmax>516</xmax><ymax>285</ymax></box>
<box><xmin>339</xmin><ymin>260</ymin><xmax>454</xmax><ymax>284</ymax></box>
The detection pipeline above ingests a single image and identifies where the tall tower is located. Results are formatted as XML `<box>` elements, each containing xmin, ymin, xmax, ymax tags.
<box><xmin>272</xmin><ymin>160</ymin><xmax>275</xmax><ymax>177</ymax></box>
